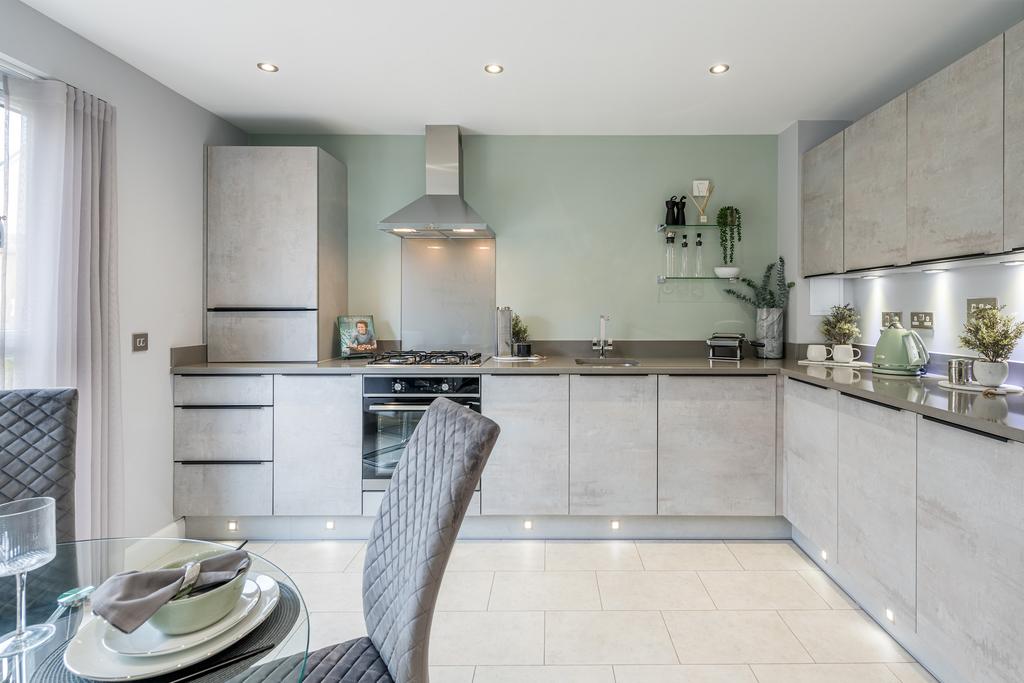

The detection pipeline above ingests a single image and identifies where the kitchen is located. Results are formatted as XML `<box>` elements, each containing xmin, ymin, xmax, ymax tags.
<box><xmin>1</xmin><ymin>2</ymin><xmax>1024</xmax><ymax>683</ymax></box>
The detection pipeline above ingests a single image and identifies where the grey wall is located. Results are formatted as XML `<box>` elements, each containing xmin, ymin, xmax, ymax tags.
<box><xmin>0</xmin><ymin>0</ymin><xmax>247</xmax><ymax>537</ymax></box>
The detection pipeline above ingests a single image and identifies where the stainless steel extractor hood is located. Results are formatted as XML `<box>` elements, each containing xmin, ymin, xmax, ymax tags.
<box><xmin>378</xmin><ymin>125</ymin><xmax>493</xmax><ymax>238</ymax></box>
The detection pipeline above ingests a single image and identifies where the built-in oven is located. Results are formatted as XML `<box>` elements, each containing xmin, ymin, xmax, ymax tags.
<box><xmin>362</xmin><ymin>375</ymin><xmax>481</xmax><ymax>492</ymax></box>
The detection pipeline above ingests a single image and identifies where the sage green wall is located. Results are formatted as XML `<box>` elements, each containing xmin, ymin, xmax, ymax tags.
<box><xmin>250</xmin><ymin>134</ymin><xmax>778</xmax><ymax>340</ymax></box>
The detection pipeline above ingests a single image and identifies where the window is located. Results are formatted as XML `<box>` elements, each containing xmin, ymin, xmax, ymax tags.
<box><xmin>0</xmin><ymin>74</ymin><xmax>26</xmax><ymax>388</ymax></box>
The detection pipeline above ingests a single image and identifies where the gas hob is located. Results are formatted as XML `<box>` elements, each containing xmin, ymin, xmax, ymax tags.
<box><xmin>367</xmin><ymin>350</ymin><xmax>485</xmax><ymax>367</ymax></box>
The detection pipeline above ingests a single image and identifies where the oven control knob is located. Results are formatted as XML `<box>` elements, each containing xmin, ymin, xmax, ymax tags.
<box><xmin>392</xmin><ymin>381</ymin><xmax>405</xmax><ymax>393</ymax></box>
<box><xmin>440</xmin><ymin>382</ymin><xmax>451</xmax><ymax>392</ymax></box>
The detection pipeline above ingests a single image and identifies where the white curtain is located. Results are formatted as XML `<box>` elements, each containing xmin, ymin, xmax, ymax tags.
<box><xmin>1</xmin><ymin>75</ymin><xmax>123</xmax><ymax>540</ymax></box>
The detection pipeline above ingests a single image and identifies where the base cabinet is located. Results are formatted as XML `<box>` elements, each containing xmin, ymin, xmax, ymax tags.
<box><xmin>658</xmin><ymin>375</ymin><xmax>776</xmax><ymax>515</ymax></box>
<box><xmin>569</xmin><ymin>375</ymin><xmax>657</xmax><ymax>515</ymax></box>
<box><xmin>783</xmin><ymin>378</ymin><xmax>838</xmax><ymax>561</ymax></box>
<box><xmin>836</xmin><ymin>394</ymin><xmax>917</xmax><ymax>628</ymax></box>
<box><xmin>273</xmin><ymin>375</ymin><xmax>362</xmax><ymax>516</ymax></box>
<box><xmin>917</xmin><ymin>417</ymin><xmax>1024</xmax><ymax>683</ymax></box>
<box><xmin>481</xmin><ymin>374</ymin><xmax>569</xmax><ymax>515</ymax></box>
<box><xmin>173</xmin><ymin>463</ymin><xmax>272</xmax><ymax>517</ymax></box>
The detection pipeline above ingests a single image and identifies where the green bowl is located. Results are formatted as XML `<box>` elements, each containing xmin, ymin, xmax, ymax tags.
<box><xmin>147</xmin><ymin>554</ymin><xmax>249</xmax><ymax>635</ymax></box>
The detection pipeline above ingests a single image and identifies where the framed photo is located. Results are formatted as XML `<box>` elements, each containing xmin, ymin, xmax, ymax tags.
<box><xmin>337</xmin><ymin>315</ymin><xmax>378</xmax><ymax>358</ymax></box>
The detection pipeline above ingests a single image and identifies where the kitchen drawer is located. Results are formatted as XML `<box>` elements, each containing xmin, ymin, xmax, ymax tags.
<box><xmin>173</xmin><ymin>375</ymin><xmax>273</xmax><ymax>406</ymax></box>
<box><xmin>362</xmin><ymin>491</ymin><xmax>481</xmax><ymax>518</ymax></box>
<box><xmin>207</xmin><ymin>310</ymin><xmax>317</xmax><ymax>362</ymax></box>
<box><xmin>173</xmin><ymin>462</ymin><xmax>272</xmax><ymax>517</ymax></box>
<box><xmin>173</xmin><ymin>407</ymin><xmax>273</xmax><ymax>462</ymax></box>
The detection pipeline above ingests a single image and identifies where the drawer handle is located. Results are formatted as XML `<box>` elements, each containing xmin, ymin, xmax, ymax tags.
<box><xmin>788</xmin><ymin>377</ymin><xmax>829</xmax><ymax>390</ymax></box>
<box><xmin>921</xmin><ymin>415</ymin><xmax>1008</xmax><ymax>443</ymax></box>
<box><xmin>177</xmin><ymin>460</ymin><xmax>267</xmax><ymax>465</ymax></box>
<box><xmin>841</xmin><ymin>392</ymin><xmax>900</xmax><ymax>412</ymax></box>
<box><xmin>208</xmin><ymin>307</ymin><xmax>316</xmax><ymax>312</ymax></box>
<box><xmin>176</xmin><ymin>405</ymin><xmax>267</xmax><ymax>410</ymax></box>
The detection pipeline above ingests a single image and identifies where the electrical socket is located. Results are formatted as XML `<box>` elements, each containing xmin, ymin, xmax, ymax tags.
<box><xmin>131</xmin><ymin>332</ymin><xmax>149</xmax><ymax>352</ymax></box>
<box><xmin>966</xmin><ymin>297</ymin><xmax>998</xmax><ymax>320</ymax></box>
<box><xmin>881</xmin><ymin>311</ymin><xmax>903</xmax><ymax>328</ymax></box>
<box><xmin>910</xmin><ymin>311</ymin><xmax>934</xmax><ymax>331</ymax></box>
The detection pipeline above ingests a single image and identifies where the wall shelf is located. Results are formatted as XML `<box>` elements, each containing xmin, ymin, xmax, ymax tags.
<box><xmin>657</xmin><ymin>275</ymin><xmax>738</xmax><ymax>284</ymax></box>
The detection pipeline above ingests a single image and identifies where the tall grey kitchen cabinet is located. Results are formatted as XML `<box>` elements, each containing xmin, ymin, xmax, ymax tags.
<box><xmin>800</xmin><ymin>132</ymin><xmax>844</xmax><ymax>277</ymax></box>
<box><xmin>206</xmin><ymin>146</ymin><xmax>348</xmax><ymax>362</ymax></box>
<box><xmin>1006</xmin><ymin>20</ymin><xmax>1024</xmax><ymax>253</ymax></box>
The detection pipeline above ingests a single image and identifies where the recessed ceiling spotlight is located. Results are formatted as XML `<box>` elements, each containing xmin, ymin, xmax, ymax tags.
<box><xmin>922</xmin><ymin>268</ymin><xmax>947</xmax><ymax>274</ymax></box>
<box><xmin>861</xmin><ymin>275</ymin><xmax>881</xmax><ymax>280</ymax></box>
<box><xmin>1001</xmin><ymin>260</ymin><xmax>1024</xmax><ymax>266</ymax></box>
<box><xmin>709</xmin><ymin>63</ymin><xmax>730</xmax><ymax>75</ymax></box>
<box><xmin>256</xmin><ymin>62</ymin><xmax>279</xmax><ymax>73</ymax></box>
<box><xmin>484</xmin><ymin>63</ymin><xmax>504</xmax><ymax>75</ymax></box>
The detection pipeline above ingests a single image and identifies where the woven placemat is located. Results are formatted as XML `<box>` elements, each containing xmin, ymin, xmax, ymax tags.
<box><xmin>32</xmin><ymin>583</ymin><xmax>303</xmax><ymax>683</ymax></box>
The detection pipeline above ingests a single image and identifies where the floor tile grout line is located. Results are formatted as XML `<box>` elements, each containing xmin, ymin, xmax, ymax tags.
<box><xmin>694</xmin><ymin>571</ymin><xmax>720</xmax><ymax>610</ymax></box>
<box><xmin>657</xmin><ymin>610</ymin><xmax>682</xmax><ymax>665</ymax></box>
<box><xmin>748</xmin><ymin>663</ymin><xmax>763</xmax><ymax>683</ymax></box>
<box><xmin>484</xmin><ymin>571</ymin><xmax>496</xmax><ymax>611</ymax></box>
<box><xmin>722</xmin><ymin>541</ymin><xmax>747</xmax><ymax>570</ymax></box>
<box><xmin>775</xmin><ymin>609</ymin><xmax>817</xmax><ymax>663</ymax></box>
<box><xmin>595</xmin><ymin>570</ymin><xmax>605</xmax><ymax>611</ymax></box>
<box><xmin>793</xmin><ymin>567</ymin><xmax>843</xmax><ymax>610</ymax></box>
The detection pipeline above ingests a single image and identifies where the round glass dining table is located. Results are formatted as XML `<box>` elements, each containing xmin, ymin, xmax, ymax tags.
<box><xmin>0</xmin><ymin>538</ymin><xmax>309</xmax><ymax>683</ymax></box>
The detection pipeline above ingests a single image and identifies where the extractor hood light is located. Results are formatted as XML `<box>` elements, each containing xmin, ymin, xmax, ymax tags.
<box><xmin>393</xmin><ymin>228</ymin><xmax>416</xmax><ymax>234</ymax></box>
<box><xmin>922</xmin><ymin>269</ymin><xmax>947</xmax><ymax>274</ymax></box>
<box><xmin>256</xmin><ymin>62</ymin><xmax>279</xmax><ymax>73</ymax></box>
<box><xmin>427</xmin><ymin>245</ymin><xmax>443</xmax><ymax>250</ymax></box>
<box><xmin>709</xmin><ymin>63</ymin><xmax>730</xmax><ymax>75</ymax></box>
<box><xmin>452</xmin><ymin>228</ymin><xmax>478</xmax><ymax>233</ymax></box>
<box><xmin>861</xmin><ymin>275</ymin><xmax>881</xmax><ymax>280</ymax></box>
<box><xmin>1002</xmin><ymin>260</ymin><xmax>1024</xmax><ymax>266</ymax></box>
<box><xmin>484</xmin><ymin>63</ymin><xmax>504</xmax><ymax>74</ymax></box>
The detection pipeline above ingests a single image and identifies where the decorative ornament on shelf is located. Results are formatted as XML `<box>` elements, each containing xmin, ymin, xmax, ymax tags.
<box><xmin>663</xmin><ymin>195</ymin><xmax>687</xmax><ymax>226</ymax></box>
<box><xmin>714</xmin><ymin>206</ymin><xmax>742</xmax><ymax>279</ymax></box>
<box><xmin>724</xmin><ymin>257</ymin><xmax>795</xmax><ymax>359</ymax></box>
<box><xmin>511</xmin><ymin>313</ymin><xmax>532</xmax><ymax>357</ymax></box>
<box><xmin>820</xmin><ymin>304</ymin><xmax>862</xmax><ymax>346</ymax></box>
<box><xmin>958</xmin><ymin>306</ymin><xmax>1024</xmax><ymax>387</ymax></box>
<box><xmin>691</xmin><ymin>180</ymin><xmax>714</xmax><ymax>223</ymax></box>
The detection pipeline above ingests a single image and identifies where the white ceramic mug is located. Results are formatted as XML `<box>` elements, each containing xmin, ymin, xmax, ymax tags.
<box><xmin>832</xmin><ymin>345</ymin><xmax>862</xmax><ymax>364</ymax></box>
<box><xmin>807</xmin><ymin>344</ymin><xmax>832</xmax><ymax>362</ymax></box>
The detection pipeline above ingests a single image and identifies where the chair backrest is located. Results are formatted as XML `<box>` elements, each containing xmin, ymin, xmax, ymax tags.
<box><xmin>362</xmin><ymin>397</ymin><xmax>500</xmax><ymax>683</ymax></box>
<box><xmin>0</xmin><ymin>388</ymin><xmax>79</xmax><ymax>542</ymax></box>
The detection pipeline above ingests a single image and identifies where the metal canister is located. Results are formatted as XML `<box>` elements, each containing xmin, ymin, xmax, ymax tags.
<box><xmin>947</xmin><ymin>358</ymin><xmax>972</xmax><ymax>386</ymax></box>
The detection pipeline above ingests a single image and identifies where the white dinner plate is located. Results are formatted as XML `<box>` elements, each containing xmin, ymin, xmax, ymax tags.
<box><xmin>101</xmin><ymin>579</ymin><xmax>261</xmax><ymax>657</ymax></box>
<box><xmin>64</xmin><ymin>574</ymin><xmax>279</xmax><ymax>681</ymax></box>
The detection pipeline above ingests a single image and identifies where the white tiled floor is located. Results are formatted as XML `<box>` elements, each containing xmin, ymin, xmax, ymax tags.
<box><xmin>245</xmin><ymin>539</ymin><xmax>939</xmax><ymax>683</ymax></box>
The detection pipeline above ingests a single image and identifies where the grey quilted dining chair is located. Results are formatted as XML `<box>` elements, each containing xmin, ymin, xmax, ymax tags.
<box><xmin>271</xmin><ymin>397</ymin><xmax>500</xmax><ymax>683</ymax></box>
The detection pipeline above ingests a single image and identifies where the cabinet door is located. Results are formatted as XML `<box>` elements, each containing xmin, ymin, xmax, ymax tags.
<box><xmin>569</xmin><ymin>375</ymin><xmax>657</xmax><ymax>515</ymax></box>
<box><xmin>481</xmin><ymin>374</ymin><xmax>569</xmax><ymax>515</ymax></box>
<box><xmin>173</xmin><ymin>463</ymin><xmax>272</xmax><ymax>517</ymax></box>
<box><xmin>658</xmin><ymin>375</ymin><xmax>776</xmax><ymax>515</ymax></box>
<box><xmin>273</xmin><ymin>375</ymin><xmax>362</xmax><ymax>516</ymax></box>
<box><xmin>801</xmin><ymin>132</ymin><xmax>845</xmax><ymax>276</ymax></box>
<box><xmin>173</xmin><ymin>407</ymin><xmax>273</xmax><ymax>462</ymax></box>
<box><xmin>844</xmin><ymin>95</ymin><xmax>908</xmax><ymax>270</ymax></box>
<box><xmin>917</xmin><ymin>417</ymin><xmax>1024</xmax><ymax>683</ymax></box>
<box><xmin>1006</xmin><ymin>21</ymin><xmax>1024</xmax><ymax>252</ymax></box>
<box><xmin>908</xmin><ymin>36</ymin><xmax>1004</xmax><ymax>262</ymax></box>
<box><xmin>173</xmin><ymin>375</ymin><xmax>273</xmax><ymax>407</ymax></box>
<box><xmin>836</xmin><ymin>395</ymin><xmax>916</xmax><ymax>628</ymax></box>
<box><xmin>783</xmin><ymin>378</ymin><xmax>838</xmax><ymax>560</ymax></box>
<box><xmin>207</xmin><ymin>146</ymin><xmax>318</xmax><ymax>308</ymax></box>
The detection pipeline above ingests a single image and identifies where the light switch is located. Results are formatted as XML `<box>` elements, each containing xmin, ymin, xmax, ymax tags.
<box><xmin>131</xmin><ymin>332</ymin><xmax>149</xmax><ymax>352</ymax></box>
<box><xmin>910</xmin><ymin>312</ymin><xmax>934</xmax><ymax>331</ymax></box>
<box><xmin>881</xmin><ymin>311</ymin><xmax>902</xmax><ymax>328</ymax></box>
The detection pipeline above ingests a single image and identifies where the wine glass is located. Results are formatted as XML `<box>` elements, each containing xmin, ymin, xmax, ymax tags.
<box><xmin>0</xmin><ymin>497</ymin><xmax>57</xmax><ymax>656</ymax></box>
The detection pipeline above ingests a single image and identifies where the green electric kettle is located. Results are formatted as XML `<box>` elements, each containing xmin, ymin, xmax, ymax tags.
<box><xmin>872</xmin><ymin>321</ymin><xmax>929</xmax><ymax>376</ymax></box>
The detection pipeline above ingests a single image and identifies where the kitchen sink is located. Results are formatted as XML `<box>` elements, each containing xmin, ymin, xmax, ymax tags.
<box><xmin>574</xmin><ymin>358</ymin><xmax>641</xmax><ymax>367</ymax></box>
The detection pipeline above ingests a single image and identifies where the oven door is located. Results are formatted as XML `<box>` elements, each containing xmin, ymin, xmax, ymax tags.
<box><xmin>362</xmin><ymin>397</ymin><xmax>480</xmax><ymax>489</ymax></box>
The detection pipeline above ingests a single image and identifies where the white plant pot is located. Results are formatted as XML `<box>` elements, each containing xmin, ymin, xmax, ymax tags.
<box><xmin>714</xmin><ymin>266</ymin><xmax>740</xmax><ymax>279</ymax></box>
<box><xmin>973</xmin><ymin>360</ymin><xmax>1009</xmax><ymax>388</ymax></box>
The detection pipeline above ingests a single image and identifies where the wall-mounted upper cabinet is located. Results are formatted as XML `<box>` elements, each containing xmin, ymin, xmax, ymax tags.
<box><xmin>907</xmin><ymin>35</ymin><xmax>1004</xmax><ymax>262</ymax></box>
<box><xmin>1006</xmin><ymin>21</ymin><xmax>1024</xmax><ymax>253</ymax></box>
<box><xmin>801</xmin><ymin>132</ymin><xmax>845</xmax><ymax>277</ymax></box>
<box><xmin>844</xmin><ymin>94</ymin><xmax>908</xmax><ymax>270</ymax></box>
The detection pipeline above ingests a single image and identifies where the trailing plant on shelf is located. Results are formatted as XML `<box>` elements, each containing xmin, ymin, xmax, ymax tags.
<box><xmin>820</xmin><ymin>303</ymin><xmax>861</xmax><ymax>345</ymax></box>
<box><xmin>511</xmin><ymin>313</ymin><xmax>530</xmax><ymax>344</ymax></box>
<box><xmin>724</xmin><ymin>257</ymin><xmax>794</xmax><ymax>309</ymax></box>
<box><xmin>716</xmin><ymin>206</ymin><xmax>742</xmax><ymax>265</ymax></box>
<box><xmin>958</xmin><ymin>306</ymin><xmax>1024</xmax><ymax>387</ymax></box>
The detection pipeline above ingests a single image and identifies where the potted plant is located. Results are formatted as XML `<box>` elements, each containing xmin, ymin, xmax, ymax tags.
<box><xmin>820</xmin><ymin>304</ymin><xmax>861</xmax><ymax>346</ymax></box>
<box><xmin>958</xmin><ymin>306</ymin><xmax>1024</xmax><ymax>387</ymax></box>
<box><xmin>714</xmin><ymin>206</ymin><xmax>742</xmax><ymax>279</ymax></box>
<box><xmin>724</xmin><ymin>257</ymin><xmax>794</xmax><ymax>359</ymax></box>
<box><xmin>511</xmin><ymin>313</ymin><xmax>532</xmax><ymax>357</ymax></box>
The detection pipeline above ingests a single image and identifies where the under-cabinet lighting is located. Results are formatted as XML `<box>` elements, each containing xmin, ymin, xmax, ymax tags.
<box><xmin>452</xmin><ymin>228</ymin><xmax>477</xmax><ymax>233</ymax></box>
<box><xmin>427</xmin><ymin>245</ymin><xmax>443</xmax><ymax>250</ymax></box>
<box><xmin>256</xmin><ymin>62</ymin><xmax>279</xmax><ymax>73</ymax></box>
<box><xmin>393</xmin><ymin>228</ymin><xmax>416</xmax><ymax>234</ymax></box>
<box><xmin>610</xmin><ymin>520</ymin><xmax>621</xmax><ymax>531</ymax></box>
<box><xmin>477</xmin><ymin>245</ymin><xmax>491</xmax><ymax>250</ymax></box>
<box><xmin>922</xmin><ymin>269</ymin><xmax>947</xmax><ymax>274</ymax></box>
<box><xmin>484</xmin><ymin>63</ymin><xmax>504</xmax><ymax>74</ymax></box>
<box><xmin>709</xmin><ymin>63</ymin><xmax>730</xmax><ymax>75</ymax></box>
<box><xmin>325</xmin><ymin>520</ymin><xmax>335</xmax><ymax>530</ymax></box>
<box><xmin>523</xmin><ymin>520</ymin><xmax>533</xmax><ymax>530</ymax></box>
<box><xmin>1002</xmin><ymin>260</ymin><xmax>1024</xmax><ymax>266</ymax></box>
<box><xmin>861</xmin><ymin>275</ymin><xmax>881</xmax><ymax>280</ymax></box>
<box><xmin>820</xmin><ymin>549</ymin><xmax>828</xmax><ymax>562</ymax></box>
<box><xmin>885</xmin><ymin>608</ymin><xmax>895</xmax><ymax>623</ymax></box>
<box><xmin>227</xmin><ymin>520</ymin><xmax>239</xmax><ymax>532</ymax></box>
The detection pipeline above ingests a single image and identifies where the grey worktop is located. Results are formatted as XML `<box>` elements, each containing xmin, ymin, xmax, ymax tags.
<box><xmin>171</xmin><ymin>356</ymin><xmax>1024</xmax><ymax>443</ymax></box>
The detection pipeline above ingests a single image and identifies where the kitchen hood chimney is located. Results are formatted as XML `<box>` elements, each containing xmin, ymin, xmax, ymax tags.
<box><xmin>378</xmin><ymin>125</ymin><xmax>492</xmax><ymax>238</ymax></box>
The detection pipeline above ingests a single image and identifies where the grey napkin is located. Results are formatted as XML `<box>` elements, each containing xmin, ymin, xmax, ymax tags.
<box><xmin>91</xmin><ymin>550</ymin><xmax>251</xmax><ymax>633</ymax></box>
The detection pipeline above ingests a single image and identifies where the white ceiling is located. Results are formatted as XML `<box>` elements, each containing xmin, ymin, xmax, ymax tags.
<box><xmin>21</xmin><ymin>0</ymin><xmax>1024</xmax><ymax>135</ymax></box>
